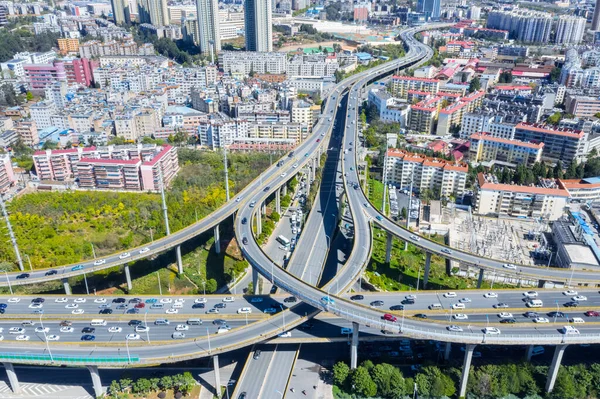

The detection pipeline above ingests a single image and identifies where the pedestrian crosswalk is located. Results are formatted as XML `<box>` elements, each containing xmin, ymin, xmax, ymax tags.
<box><xmin>0</xmin><ymin>382</ymin><xmax>93</xmax><ymax>398</ymax></box>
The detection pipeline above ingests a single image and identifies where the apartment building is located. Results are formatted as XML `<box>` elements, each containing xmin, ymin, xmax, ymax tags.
<box><xmin>367</xmin><ymin>88</ymin><xmax>410</xmax><ymax>125</ymax></box>
<box><xmin>389</xmin><ymin>76</ymin><xmax>440</xmax><ymax>98</ymax></box>
<box><xmin>565</xmin><ymin>93</ymin><xmax>600</xmax><ymax>118</ymax></box>
<box><xmin>459</xmin><ymin>112</ymin><xmax>517</xmax><ymax>139</ymax></box>
<box><xmin>57</xmin><ymin>38</ymin><xmax>80</xmax><ymax>55</ymax></box>
<box><xmin>33</xmin><ymin>144</ymin><xmax>179</xmax><ymax>191</ymax></box>
<box><xmin>198</xmin><ymin>113</ymin><xmax>249</xmax><ymax>149</ymax></box>
<box><xmin>474</xmin><ymin>173</ymin><xmax>568</xmax><ymax>220</ymax></box>
<box><xmin>469</xmin><ymin>132</ymin><xmax>543</xmax><ymax>166</ymax></box>
<box><xmin>436</xmin><ymin>90</ymin><xmax>484</xmax><ymax>136</ymax></box>
<box><xmin>219</xmin><ymin>51</ymin><xmax>287</xmax><ymax>76</ymax></box>
<box><xmin>513</xmin><ymin>122</ymin><xmax>586</xmax><ymax>164</ymax></box>
<box><xmin>247</xmin><ymin>122</ymin><xmax>309</xmax><ymax>143</ymax></box>
<box><xmin>384</xmin><ymin>149</ymin><xmax>468</xmax><ymax>198</ymax></box>
<box><xmin>287</xmin><ymin>55</ymin><xmax>339</xmax><ymax>78</ymax></box>
<box><xmin>408</xmin><ymin>96</ymin><xmax>441</xmax><ymax>134</ymax></box>
<box><xmin>15</xmin><ymin>121</ymin><xmax>39</xmax><ymax>146</ymax></box>
<box><xmin>0</xmin><ymin>154</ymin><xmax>16</xmax><ymax>193</ymax></box>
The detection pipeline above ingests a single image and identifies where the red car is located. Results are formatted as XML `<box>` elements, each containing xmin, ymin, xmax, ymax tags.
<box><xmin>316</xmin><ymin>139</ymin><xmax>321</xmax><ymax>142</ymax></box>
<box><xmin>382</xmin><ymin>313</ymin><xmax>397</xmax><ymax>322</ymax></box>
<box><xmin>585</xmin><ymin>310</ymin><xmax>599</xmax><ymax>317</ymax></box>
<box><xmin>134</xmin><ymin>303</ymin><xmax>146</xmax><ymax>309</ymax></box>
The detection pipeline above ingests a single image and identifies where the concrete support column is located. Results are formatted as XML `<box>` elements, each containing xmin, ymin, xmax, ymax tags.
<box><xmin>214</xmin><ymin>225</ymin><xmax>220</xmax><ymax>255</ymax></box>
<box><xmin>423</xmin><ymin>252</ymin><xmax>432</xmax><ymax>288</ymax></box>
<box><xmin>459</xmin><ymin>344</ymin><xmax>476</xmax><ymax>399</ymax></box>
<box><xmin>477</xmin><ymin>268</ymin><xmax>484</xmax><ymax>289</ymax></box>
<box><xmin>62</xmin><ymin>278</ymin><xmax>71</xmax><ymax>295</ymax></box>
<box><xmin>256</xmin><ymin>211</ymin><xmax>262</xmax><ymax>235</ymax></box>
<box><xmin>213</xmin><ymin>355</ymin><xmax>221</xmax><ymax>395</ymax></box>
<box><xmin>546</xmin><ymin>345</ymin><xmax>568</xmax><ymax>393</ymax></box>
<box><xmin>444</xmin><ymin>342</ymin><xmax>451</xmax><ymax>361</ymax></box>
<box><xmin>350</xmin><ymin>322</ymin><xmax>359</xmax><ymax>369</ymax></box>
<box><xmin>252</xmin><ymin>268</ymin><xmax>259</xmax><ymax>295</ymax></box>
<box><xmin>526</xmin><ymin>345</ymin><xmax>534</xmax><ymax>362</ymax></box>
<box><xmin>282</xmin><ymin>185</ymin><xmax>287</xmax><ymax>196</ymax></box>
<box><xmin>175</xmin><ymin>245</ymin><xmax>183</xmax><ymax>275</ymax></box>
<box><xmin>124</xmin><ymin>265</ymin><xmax>132</xmax><ymax>291</ymax></box>
<box><xmin>276</xmin><ymin>189</ymin><xmax>281</xmax><ymax>214</ymax></box>
<box><xmin>261</xmin><ymin>202</ymin><xmax>266</xmax><ymax>216</ymax></box>
<box><xmin>86</xmin><ymin>365</ymin><xmax>103</xmax><ymax>398</ymax></box>
<box><xmin>2</xmin><ymin>363</ymin><xmax>20</xmax><ymax>393</ymax></box>
<box><xmin>385</xmin><ymin>232</ymin><xmax>393</xmax><ymax>264</ymax></box>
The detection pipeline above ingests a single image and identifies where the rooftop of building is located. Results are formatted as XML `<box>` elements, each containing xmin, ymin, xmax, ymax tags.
<box><xmin>477</xmin><ymin>172</ymin><xmax>569</xmax><ymax>197</ymax></box>
<box><xmin>386</xmin><ymin>148</ymin><xmax>468</xmax><ymax>172</ymax></box>
<box><xmin>470</xmin><ymin>132</ymin><xmax>544</xmax><ymax>149</ymax></box>
<box><xmin>515</xmin><ymin>122</ymin><xmax>584</xmax><ymax>139</ymax></box>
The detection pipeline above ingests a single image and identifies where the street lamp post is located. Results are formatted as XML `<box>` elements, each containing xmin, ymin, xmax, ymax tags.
<box><xmin>125</xmin><ymin>337</ymin><xmax>131</xmax><ymax>363</ymax></box>
<box><xmin>4</xmin><ymin>271</ymin><xmax>12</xmax><ymax>295</ymax></box>
<box><xmin>90</xmin><ymin>243</ymin><xmax>96</xmax><ymax>259</ymax></box>
<box><xmin>202</xmin><ymin>281</ymin><xmax>206</xmax><ymax>297</ymax></box>
<box><xmin>416</xmin><ymin>266</ymin><xmax>421</xmax><ymax>291</ymax></box>
<box><xmin>83</xmin><ymin>272</ymin><xmax>89</xmax><ymax>295</ymax></box>
<box><xmin>24</xmin><ymin>254</ymin><xmax>32</xmax><ymax>270</ymax></box>
<box><xmin>157</xmin><ymin>271</ymin><xmax>162</xmax><ymax>295</ymax></box>
<box><xmin>40</xmin><ymin>312</ymin><xmax>53</xmax><ymax>362</ymax></box>
<box><xmin>280</xmin><ymin>305</ymin><xmax>285</xmax><ymax>331</ymax></box>
<box><xmin>206</xmin><ymin>327</ymin><xmax>211</xmax><ymax>354</ymax></box>
<box><xmin>144</xmin><ymin>311</ymin><xmax>150</xmax><ymax>343</ymax></box>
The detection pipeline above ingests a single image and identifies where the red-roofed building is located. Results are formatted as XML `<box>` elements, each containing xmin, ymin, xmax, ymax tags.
<box><xmin>33</xmin><ymin>144</ymin><xmax>179</xmax><ymax>191</ymax></box>
<box><xmin>384</xmin><ymin>149</ymin><xmax>468</xmax><ymax>197</ymax></box>
<box><xmin>513</xmin><ymin>122</ymin><xmax>586</xmax><ymax>164</ymax></box>
<box><xmin>446</xmin><ymin>41</ymin><xmax>474</xmax><ymax>54</ymax></box>
<box><xmin>469</xmin><ymin>132</ymin><xmax>543</xmax><ymax>166</ymax></box>
<box><xmin>475</xmin><ymin>173</ymin><xmax>568</xmax><ymax>220</ymax></box>
<box><xmin>436</xmin><ymin>90</ymin><xmax>485</xmax><ymax>135</ymax></box>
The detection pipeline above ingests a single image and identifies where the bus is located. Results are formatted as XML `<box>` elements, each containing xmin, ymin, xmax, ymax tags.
<box><xmin>276</xmin><ymin>235</ymin><xmax>290</xmax><ymax>248</ymax></box>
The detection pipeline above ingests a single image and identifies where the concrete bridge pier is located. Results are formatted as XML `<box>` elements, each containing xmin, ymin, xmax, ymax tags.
<box><xmin>444</xmin><ymin>342</ymin><xmax>451</xmax><ymax>361</ymax></box>
<box><xmin>423</xmin><ymin>252</ymin><xmax>432</xmax><ymax>288</ymax></box>
<box><xmin>458</xmin><ymin>344</ymin><xmax>476</xmax><ymax>398</ymax></box>
<box><xmin>124</xmin><ymin>265</ymin><xmax>132</xmax><ymax>291</ymax></box>
<box><xmin>214</xmin><ymin>225</ymin><xmax>220</xmax><ymax>255</ymax></box>
<box><xmin>86</xmin><ymin>365</ymin><xmax>103</xmax><ymax>398</ymax></box>
<box><xmin>213</xmin><ymin>355</ymin><xmax>221</xmax><ymax>396</ymax></box>
<box><xmin>256</xmin><ymin>211</ymin><xmax>262</xmax><ymax>235</ymax></box>
<box><xmin>252</xmin><ymin>268</ymin><xmax>259</xmax><ymax>295</ymax></box>
<box><xmin>62</xmin><ymin>278</ymin><xmax>71</xmax><ymax>295</ymax></box>
<box><xmin>275</xmin><ymin>190</ymin><xmax>281</xmax><ymax>214</ymax></box>
<box><xmin>546</xmin><ymin>345</ymin><xmax>568</xmax><ymax>393</ymax></box>
<box><xmin>477</xmin><ymin>268</ymin><xmax>484</xmax><ymax>289</ymax></box>
<box><xmin>175</xmin><ymin>245</ymin><xmax>183</xmax><ymax>275</ymax></box>
<box><xmin>261</xmin><ymin>202</ymin><xmax>266</xmax><ymax>216</ymax></box>
<box><xmin>282</xmin><ymin>184</ymin><xmax>287</xmax><ymax>197</ymax></box>
<box><xmin>350</xmin><ymin>322</ymin><xmax>359</xmax><ymax>369</ymax></box>
<box><xmin>2</xmin><ymin>362</ymin><xmax>20</xmax><ymax>393</ymax></box>
<box><xmin>385</xmin><ymin>233</ymin><xmax>393</xmax><ymax>264</ymax></box>
<box><xmin>526</xmin><ymin>345</ymin><xmax>534</xmax><ymax>361</ymax></box>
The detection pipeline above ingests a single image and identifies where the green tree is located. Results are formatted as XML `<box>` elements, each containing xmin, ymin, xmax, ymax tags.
<box><xmin>204</xmin><ymin>278</ymin><xmax>217</xmax><ymax>293</ymax></box>
<box><xmin>159</xmin><ymin>375</ymin><xmax>173</xmax><ymax>390</ymax></box>
<box><xmin>415</xmin><ymin>366</ymin><xmax>455</xmax><ymax>398</ymax></box>
<box><xmin>546</xmin><ymin>112</ymin><xmax>562</xmax><ymax>125</ymax></box>
<box><xmin>25</xmin><ymin>91</ymin><xmax>33</xmax><ymax>101</ymax></box>
<box><xmin>400</xmin><ymin>207</ymin><xmax>407</xmax><ymax>220</ymax></box>
<box><xmin>333</xmin><ymin>361</ymin><xmax>350</xmax><ymax>386</ymax></box>
<box><xmin>132</xmin><ymin>378</ymin><xmax>151</xmax><ymax>394</ymax></box>
<box><xmin>371</xmin><ymin>363</ymin><xmax>405</xmax><ymax>398</ymax></box>
<box><xmin>550</xmin><ymin>67</ymin><xmax>561</xmax><ymax>83</ymax></box>
<box><xmin>352</xmin><ymin>366</ymin><xmax>377</xmax><ymax>397</ymax></box>
<box><xmin>271</xmin><ymin>211</ymin><xmax>280</xmax><ymax>222</ymax></box>
<box><xmin>468</xmin><ymin>76</ymin><xmax>481</xmax><ymax>93</ymax></box>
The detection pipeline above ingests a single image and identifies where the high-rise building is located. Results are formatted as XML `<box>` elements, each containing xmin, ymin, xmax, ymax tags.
<box><xmin>555</xmin><ymin>15</ymin><xmax>586</xmax><ymax>44</ymax></box>
<box><xmin>137</xmin><ymin>0</ymin><xmax>168</xmax><ymax>26</ymax></box>
<box><xmin>110</xmin><ymin>0</ymin><xmax>129</xmax><ymax>24</ymax></box>
<box><xmin>469</xmin><ymin>6</ymin><xmax>480</xmax><ymax>20</ymax></box>
<box><xmin>487</xmin><ymin>10</ymin><xmax>552</xmax><ymax>43</ymax></box>
<box><xmin>593</xmin><ymin>0</ymin><xmax>600</xmax><ymax>31</ymax></box>
<box><xmin>196</xmin><ymin>0</ymin><xmax>220</xmax><ymax>55</ymax></box>
<box><xmin>245</xmin><ymin>0</ymin><xmax>272</xmax><ymax>51</ymax></box>
<box><xmin>416</xmin><ymin>0</ymin><xmax>440</xmax><ymax>21</ymax></box>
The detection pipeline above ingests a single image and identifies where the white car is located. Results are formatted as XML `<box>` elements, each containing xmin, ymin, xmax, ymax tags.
<box><xmin>443</xmin><ymin>292</ymin><xmax>457</xmax><ymax>298</ymax></box>
<box><xmin>483</xmin><ymin>292</ymin><xmax>498</xmax><ymax>298</ymax></box>
<box><xmin>573</xmin><ymin>296</ymin><xmax>587</xmax><ymax>301</ymax></box>
<box><xmin>503</xmin><ymin>263</ymin><xmax>517</xmax><ymax>270</ymax></box>
<box><xmin>280</xmin><ymin>173</ymin><xmax>287</xmax><ymax>178</ymax></box>
<box><xmin>65</xmin><ymin>304</ymin><xmax>78</xmax><ymax>309</ymax></box>
<box><xmin>498</xmin><ymin>312</ymin><xmax>513</xmax><ymax>318</ymax></box>
<box><xmin>28</xmin><ymin>303</ymin><xmax>43</xmax><ymax>309</ymax></box>
<box><xmin>160</xmin><ymin>298</ymin><xmax>173</xmax><ymax>304</ymax></box>
<box><xmin>451</xmin><ymin>303</ymin><xmax>465</xmax><ymax>310</ymax></box>
<box><xmin>459</xmin><ymin>298</ymin><xmax>471</xmax><ymax>303</ymax></box>
<box><xmin>7</xmin><ymin>298</ymin><xmax>20</xmax><ymax>303</ymax></box>
<box><xmin>135</xmin><ymin>325</ymin><xmax>149</xmax><ymax>333</ymax></box>
<box><xmin>15</xmin><ymin>335</ymin><xmax>30</xmax><ymax>341</ymax></box>
<box><xmin>93</xmin><ymin>259</ymin><xmax>106</xmax><ymax>266</ymax></box>
<box><xmin>410</xmin><ymin>235</ymin><xmax>421</xmax><ymax>241</ymax></box>
<box><xmin>119</xmin><ymin>252</ymin><xmax>131</xmax><ymax>259</ymax></box>
<box><xmin>60</xmin><ymin>327</ymin><xmax>74</xmax><ymax>333</ymax></box>
<box><xmin>72</xmin><ymin>309</ymin><xmax>85</xmax><ymax>314</ymax></box>
<box><xmin>405</xmin><ymin>294</ymin><xmax>417</xmax><ymax>300</ymax></box>
<box><xmin>94</xmin><ymin>298</ymin><xmax>107</xmax><ymax>303</ymax></box>
<box><xmin>534</xmin><ymin>317</ymin><xmax>549</xmax><ymax>323</ymax></box>
<box><xmin>223</xmin><ymin>297</ymin><xmax>235</xmax><ymax>303</ymax></box>
<box><xmin>447</xmin><ymin>325</ymin><xmax>463</xmax><ymax>332</ymax></box>
<box><xmin>126</xmin><ymin>334</ymin><xmax>140</xmax><ymax>340</ymax></box>
<box><xmin>563</xmin><ymin>290</ymin><xmax>578</xmax><ymax>296</ymax></box>
<box><xmin>176</xmin><ymin>324</ymin><xmax>189</xmax><ymax>331</ymax></box>
<box><xmin>278</xmin><ymin>331</ymin><xmax>292</xmax><ymax>338</ymax></box>
<box><xmin>55</xmin><ymin>298</ymin><xmax>68</xmax><ymax>303</ymax></box>
<box><xmin>172</xmin><ymin>302</ymin><xmax>184</xmax><ymax>309</ymax></box>
<box><xmin>34</xmin><ymin>327</ymin><xmax>49</xmax><ymax>333</ymax></box>
<box><xmin>108</xmin><ymin>327</ymin><xmax>122</xmax><ymax>333</ymax></box>
<box><xmin>293</xmin><ymin>163</ymin><xmax>298</xmax><ymax>169</ymax></box>
<box><xmin>9</xmin><ymin>328</ymin><xmax>24</xmax><ymax>334</ymax></box>
<box><xmin>453</xmin><ymin>313</ymin><xmax>468</xmax><ymax>320</ymax></box>
<box><xmin>217</xmin><ymin>327</ymin><xmax>230</xmax><ymax>334</ymax></box>
<box><xmin>483</xmin><ymin>327</ymin><xmax>501</xmax><ymax>335</ymax></box>
<box><xmin>237</xmin><ymin>307</ymin><xmax>252</xmax><ymax>314</ymax></box>
<box><xmin>0</xmin><ymin>336</ymin><xmax>3</xmax><ymax>341</ymax></box>
<box><xmin>523</xmin><ymin>291</ymin><xmax>538</xmax><ymax>298</ymax></box>
<box><xmin>46</xmin><ymin>335</ymin><xmax>60</xmax><ymax>341</ymax></box>
<box><xmin>194</xmin><ymin>298</ymin><xmax>207</xmax><ymax>304</ymax></box>
<box><xmin>175</xmin><ymin>298</ymin><xmax>185</xmax><ymax>303</ymax></box>
<box><xmin>139</xmin><ymin>247</ymin><xmax>150</xmax><ymax>254</ymax></box>
<box><xmin>166</xmin><ymin>309</ymin><xmax>178</xmax><ymax>314</ymax></box>
<box><xmin>74</xmin><ymin>298</ymin><xmax>86</xmax><ymax>304</ymax></box>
